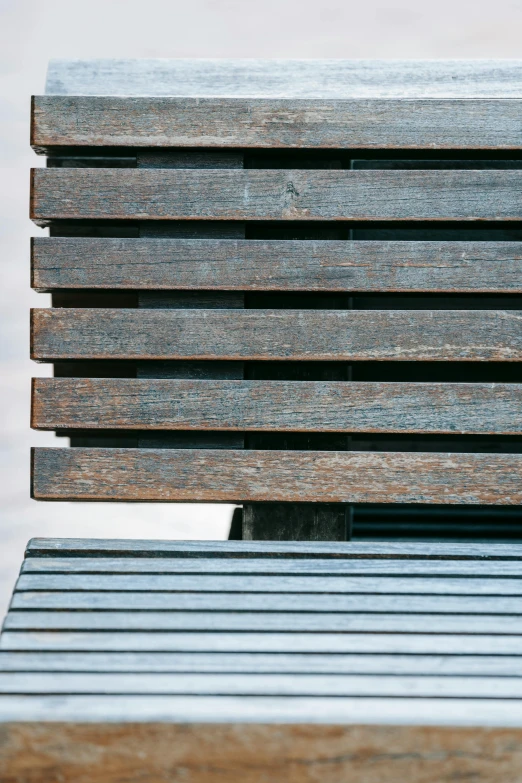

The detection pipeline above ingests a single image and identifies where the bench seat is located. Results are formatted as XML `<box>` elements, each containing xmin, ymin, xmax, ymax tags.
<box><xmin>2</xmin><ymin>538</ymin><xmax>522</xmax><ymax>781</ymax></box>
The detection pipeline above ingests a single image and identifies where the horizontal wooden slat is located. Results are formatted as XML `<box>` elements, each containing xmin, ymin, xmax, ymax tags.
<box><xmin>31</xmin><ymin>238</ymin><xmax>522</xmax><ymax>293</ymax></box>
<box><xmin>30</xmin><ymin>169</ymin><xmax>522</xmax><ymax>224</ymax></box>
<box><xmin>25</xmin><ymin>538</ymin><xmax>522</xmax><ymax>559</ymax></box>
<box><xmin>45</xmin><ymin>59</ymin><xmax>522</xmax><ymax>99</ymax></box>
<box><xmin>31</xmin><ymin>97</ymin><xmax>522</xmax><ymax>150</ymax></box>
<box><xmin>2</xmin><ymin>651</ymin><xmax>520</xmax><ymax>676</ymax></box>
<box><xmin>19</xmin><ymin>556</ymin><xmax>522</xmax><ymax>577</ymax></box>
<box><xmin>31</xmin><ymin>378</ymin><xmax>522</xmax><ymax>434</ymax></box>
<box><xmin>31</xmin><ymin>448</ymin><xmax>522</xmax><ymax>504</ymax></box>
<box><xmin>3</xmin><ymin>672</ymin><xmax>522</xmax><ymax>698</ymax></box>
<box><xmin>31</xmin><ymin>309</ymin><xmax>522</xmax><ymax>362</ymax></box>
<box><xmin>12</xmin><ymin>592</ymin><xmax>522</xmax><ymax>613</ymax></box>
<box><xmin>17</xmin><ymin>574</ymin><xmax>522</xmax><ymax>596</ymax></box>
<box><xmin>4</xmin><ymin>631</ymin><xmax>522</xmax><ymax>654</ymax></box>
<box><xmin>3</xmin><ymin>718</ymin><xmax>522</xmax><ymax>783</ymax></box>
<box><xmin>5</xmin><ymin>612</ymin><xmax>522</xmax><ymax>634</ymax></box>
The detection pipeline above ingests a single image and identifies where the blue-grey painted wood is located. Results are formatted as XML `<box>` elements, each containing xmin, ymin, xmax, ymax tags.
<box><xmin>2</xmin><ymin>693</ymin><xmax>522</xmax><ymax>726</ymax></box>
<box><xmin>16</xmin><ymin>573</ymin><xmax>522</xmax><ymax>595</ymax></box>
<box><xmin>3</xmin><ymin>631</ymin><xmax>522</xmax><ymax>654</ymax></box>
<box><xmin>2</xmin><ymin>672</ymin><xmax>522</xmax><ymax>698</ymax></box>
<box><xmin>24</xmin><ymin>538</ymin><xmax>522</xmax><ymax>559</ymax></box>
<box><xmin>45</xmin><ymin>59</ymin><xmax>522</xmax><ymax>99</ymax></box>
<box><xmin>5</xmin><ymin>611</ymin><xmax>522</xmax><ymax>634</ymax></box>
<box><xmin>11</xmin><ymin>591</ymin><xmax>522</xmax><ymax>614</ymax></box>
<box><xmin>1</xmin><ymin>651</ymin><xmax>520</xmax><ymax>676</ymax></box>
<box><xmin>18</xmin><ymin>556</ymin><xmax>522</xmax><ymax>576</ymax></box>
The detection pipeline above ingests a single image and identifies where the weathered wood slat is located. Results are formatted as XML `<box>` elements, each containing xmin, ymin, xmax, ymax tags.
<box><xmin>19</xmin><ymin>556</ymin><xmax>522</xmax><ymax>576</ymax></box>
<box><xmin>16</xmin><ymin>574</ymin><xmax>522</xmax><ymax>596</ymax></box>
<box><xmin>4</xmin><ymin>631</ymin><xmax>522</xmax><ymax>654</ymax></box>
<box><xmin>24</xmin><ymin>538</ymin><xmax>522</xmax><ymax>558</ymax></box>
<box><xmin>30</xmin><ymin>169</ymin><xmax>522</xmax><ymax>224</ymax></box>
<box><xmin>32</xmin><ymin>97</ymin><xmax>522</xmax><ymax>150</ymax></box>
<box><xmin>5</xmin><ymin>611</ymin><xmax>522</xmax><ymax>634</ymax></box>
<box><xmin>31</xmin><ymin>448</ymin><xmax>522</xmax><ymax>504</ymax></box>
<box><xmin>31</xmin><ymin>309</ymin><xmax>522</xmax><ymax>362</ymax></box>
<box><xmin>31</xmin><ymin>238</ymin><xmax>522</xmax><ymax>293</ymax></box>
<box><xmin>8</xmin><ymin>694</ymin><xmax>518</xmax><ymax>725</ymax></box>
<box><xmin>31</xmin><ymin>378</ymin><xmax>522</xmax><ymax>434</ymax></box>
<box><xmin>134</xmin><ymin>161</ymin><xmax>248</xmax><ymax>483</ymax></box>
<box><xmin>12</xmin><ymin>591</ymin><xmax>522</xmax><ymax>613</ymax></box>
<box><xmin>2</xmin><ymin>651</ymin><xmax>520</xmax><ymax>676</ymax></box>
<box><xmin>45</xmin><ymin>58</ymin><xmax>522</xmax><ymax>99</ymax></box>
<box><xmin>3</xmin><ymin>718</ymin><xmax>522</xmax><ymax>783</ymax></box>
<box><xmin>3</xmin><ymin>672</ymin><xmax>522</xmax><ymax>698</ymax></box>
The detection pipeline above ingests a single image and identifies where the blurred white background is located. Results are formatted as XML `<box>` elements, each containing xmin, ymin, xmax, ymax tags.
<box><xmin>1</xmin><ymin>0</ymin><xmax>522</xmax><ymax>616</ymax></box>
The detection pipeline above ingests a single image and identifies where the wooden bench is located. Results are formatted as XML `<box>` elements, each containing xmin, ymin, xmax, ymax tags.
<box><xmin>2</xmin><ymin>58</ymin><xmax>522</xmax><ymax>781</ymax></box>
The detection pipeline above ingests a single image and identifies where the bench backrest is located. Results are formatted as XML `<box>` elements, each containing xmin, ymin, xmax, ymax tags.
<box><xmin>30</xmin><ymin>59</ymin><xmax>522</xmax><ymax>540</ymax></box>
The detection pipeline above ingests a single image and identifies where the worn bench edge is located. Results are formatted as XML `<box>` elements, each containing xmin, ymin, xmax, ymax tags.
<box><xmin>31</xmin><ymin>95</ymin><xmax>522</xmax><ymax>152</ymax></box>
<box><xmin>45</xmin><ymin>59</ymin><xmax>522</xmax><ymax>98</ymax></box>
<box><xmin>2</xmin><ymin>695</ymin><xmax>522</xmax><ymax>725</ymax></box>
<box><xmin>29</xmin><ymin>447</ymin><xmax>522</xmax><ymax>505</ymax></box>
<box><xmin>3</xmin><ymin>719</ymin><xmax>522</xmax><ymax>783</ymax></box>
<box><xmin>24</xmin><ymin>538</ymin><xmax>522</xmax><ymax>559</ymax></box>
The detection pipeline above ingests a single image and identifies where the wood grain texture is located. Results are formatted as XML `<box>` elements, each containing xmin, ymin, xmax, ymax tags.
<box><xmin>17</xmin><ymin>574</ymin><xmax>522</xmax><ymax>595</ymax></box>
<box><xmin>4</xmin><ymin>541</ymin><xmax>522</xmax><ymax>776</ymax></box>
<box><xmin>14</xmin><ymin>56</ymin><xmax>522</xmax><ymax>772</ymax></box>
<box><xmin>24</xmin><ymin>538</ymin><xmax>522</xmax><ymax>558</ymax></box>
<box><xmin>4</xmin><ymin>631</ymin><xmax>522</xmax><ymax>654</ymax></box>
<box><xmin>19</xmin><ymin>556</ymin><xmax>522</xmax><ymax>576</ymax></box>
<box><xmin>12</xmin><ymin>591</ymin><xmax>522</xmax><ymax>614</ymax></box>
<box><xmin>4</xmin><ymin>672</ymin><xmax>522</xmax><ymax>698</ymax></box>
<box><xmin>30</xmin><ymin>168</ymin><xmax>522</xmax><ymax>224</ymax></box>
<box><xmin>31</xmin><ymin>238</ymin><xmax>522</xmax><ymax>293</ymax></box>
<box><xmin>45</xmin><ymin>58</ymin><xmax>522</xmax><ymax>98</ymax></box>
<box><xmin>31</xmin><ymin>447</ymin><xmax>522</xmax><ymax>504</ymax></box>
<box><xmin>4</xmin><ymin>719</ymin><xmax>522</xmax><ymax>782</ymax></box>
<box><xmin>2</xmin><ymin>651</ymin><xmax>521</xmax><ymax>676</ymax></box>
<box><xmin>5</xmin><ymin>611</ymin><xmax>522</xmax><ymax>634</ymax></box>
<box><xmin>31</xmin><ymin>378</ymin><xmax>522</xmax><ymax>434</ymax></box>
<box><xmin>135</xmin><ymin>163</ymin><xmax>247</xmax><ymax>467</ymax></box>
<box><xmin>31</xmin><ymin>96</ymin><xmax>522</xmax><ymax>150</ymax></box>
<box><xmin>30</xmin><ymin>309</ymin><xmax>522</xmax><ymax>362</ymax></box>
